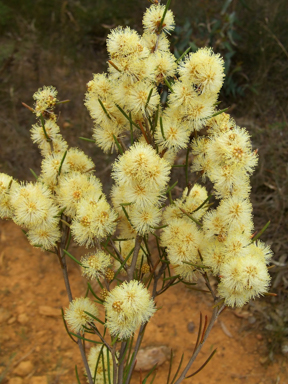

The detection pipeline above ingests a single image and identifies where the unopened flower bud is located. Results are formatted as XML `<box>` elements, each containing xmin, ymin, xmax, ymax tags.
<box><xmin>105</xmin><ymin>268</ymin><xmax>115</xmax><ymax>282</ymax></box>
<box><xmin>100</xmin><ymin>288</ymin><xmax>109</xmax><ymax>301</ymax></box>
<box><xmin>112</xmin><ymin>300</ymin><xmax>123</xmax><ymax>313</ymax></box>
<box><xmin>141</xmin><ymin>263</ymin><xmax>150</xmax><ymax>274</ymax></box>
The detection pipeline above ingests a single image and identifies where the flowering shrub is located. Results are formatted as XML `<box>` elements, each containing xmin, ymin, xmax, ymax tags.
<box><xmin>0</xmin><ymin>1</ymin><xmax>273</xmax><ymax>383</ymax></box>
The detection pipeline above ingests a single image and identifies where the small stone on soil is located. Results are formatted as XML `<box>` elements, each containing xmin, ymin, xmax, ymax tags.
<box><xmin>135</xmin><ymin>346</ymin><xmax>170</xmax><ymax>371</ymax></box>
<box><xmin>17</xmin><ymin>313</ymin><xmax>29</xmax><ymax>325</ymax></box>
<box><xmin>8</xmin><ymin>316</ymin><xmax>16</xmax><ymax>325</ymax></box>
<box><xmin>14</xmin><ymin>361</ymin><xmax>34</xmax><ymax>377</ymax></box>
<box><xmin>248</xmin><ymin>316</ymin><xmax>256</xmax><ymax>324</ymax></box>
<box><xmin>39</xmin><ymin>306</ymin><xmax>61</xmax><ymax>317</ymax></box>
<box><xmin>0</xmin><ymin>308</ymin><xmax>11</xmax><ymax>324</ymax></box>
<box><xmin>187</xmin><ymin>321</ymin><xmax>195</xmax><ymax>333</ymax></box>
<box><xmin>30</xmin><ymin>376</ymin><xmax>48</xmax><ymax>384</ymax></box>
<box><xmin>8</xmin><ymin>378</ymin><xmax>23</xmax><ymax>384</ymax></box>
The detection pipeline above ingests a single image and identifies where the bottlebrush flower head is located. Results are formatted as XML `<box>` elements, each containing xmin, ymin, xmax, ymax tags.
<box><xmin>65</xmin><ymin>297</ymin><xmax>99</xmax><ymax>333</ymax></box>
<box><xmin>104</xmin><ymin>280</ymin><xmax>156</xmax><ymax>339</ymax></box>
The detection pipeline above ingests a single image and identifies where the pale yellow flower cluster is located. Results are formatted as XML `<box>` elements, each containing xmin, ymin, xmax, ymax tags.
<box><xmin>86</xmin><ymin>346</ymin><xmax>113</xmax><ymax>384</ymax></box>
<box><xmin>1</xmin><ymin>85</ymin><xmax>118</xmax><ymax>251</ymax></box>
<box><xmin>160</xmin><ymin>184</ymin><xmax>209</xmax><ymax>282</ymax></box>
<box><xmin>33</xmin><ymin>85</ymin><xmax>58</xmax><ymax>117</ymax></box>
<box><xmin>80</xmin><ymin>251</ymin><xmax>112</xmax><ymax>281</ymax></box>
<box><xmin>111</xmin><ymin>142</ymin><xmax>170</xmax><ymax>236</ymax></box>
<box><xmin>0</xmin><ymin>175</ymin><xmax>61</xmax><ymax>250</ymax></box>
<box><xmin>113</xmin><ymin>239</ymin><xmax>147</xmax><ymax>274</ymax></box>
<box><xmin>31</xmin><ymin>98</ymin><xmax>117</xmax><ymax>249</ymax></box>
<box><xmin>84</xmin><ymin>3</ymin><xmax>223</xmax><ymax>158</ymax></box>
<box><xmin>104</xmin><ymin>280</ymin><xmax>156</xmax><ymax>339</ymax></box>
<box><xmin>161</xmin><ymin>218</ymin><xmax>203</xmax><ymax>282</ymax></box>
<box><xmin>161</xmin><ymin>111</ymin><xmax>271</xmax><ymax>306</ymax></box>
<box><xmin>0</xmin><ymin>173</ymin><xmax>19</xmax><ymax>219</ymax></box>
<box><xmin>65</xmin><ymin>297</ymin><xmax>98</xmax><ymax>333</ymax></box>
<box><xmin>85</xmin><ymin>1</ymin><xmax>271</xmax><ymax>309</ymax></box>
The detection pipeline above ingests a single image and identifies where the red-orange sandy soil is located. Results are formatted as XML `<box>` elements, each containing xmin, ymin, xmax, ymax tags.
<box><xmin>0</xmin><ymin>220</ymin><xmax>287</xmax><ymax>384</ymax></box>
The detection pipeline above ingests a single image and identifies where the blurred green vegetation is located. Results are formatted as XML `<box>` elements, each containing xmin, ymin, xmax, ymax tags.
<box><xmin>1</xmin><ymin>0</ymin><xmax>287</xmax><ymax>117</ymax></box>
<box><xmin>0</xmin><ymin>0</ymin><xmax>146</xmax><ymax>60</ymax></box>
<box><xmin>172</xmin><ymin>0</ymin><xmax>288</xmax><ymax>114</ymax></box>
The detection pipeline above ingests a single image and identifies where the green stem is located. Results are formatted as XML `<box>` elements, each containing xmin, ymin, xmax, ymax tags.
<box><xmin>158</xmin><ymin>0</ymin><xmax>172</xmax><ymax>33</ymax></box>
<box><xmin>185</xmin><ymin>147</ymin><xmax>190</xmax><ymax>186</ymax></box>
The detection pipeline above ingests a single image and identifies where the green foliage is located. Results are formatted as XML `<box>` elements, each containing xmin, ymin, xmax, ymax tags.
<box><xmin>0</xmin><ymin>1</ymin><xmax>11</xmax><ymax>29</ymax></box>
<box><xmin>171</xmin><ymin>0</ymin><xmax>288</xmax><ymax>112</ymax></box>
<box><xmin>171</xmin><ymin>0</ymin><xmax>246</xmax><ymax>98</ymax></box>
<box><xmin>0</xmin><ymin>0</ymin><xmax>145</xmax><ymax>52</ymax></box>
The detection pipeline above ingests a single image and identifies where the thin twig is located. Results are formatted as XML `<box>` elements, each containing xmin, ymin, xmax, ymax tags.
<box><xmin>125</xmin><ymin>323</ymin><xmax>147</xmax><ymax>384</ymax></box>
<box><xmin>118</xmin><ymin>341</ymin><xmax>128</xmax><ymax>384</ymax></box>
<box><xmin>109</xmin><ymin>240</ymin><xmax>126</xmax><ymax>265</ymax></box>
<box><xmin>89</xmin><ymin>324</ymin><xmax>109</xmax><ymax>349</ymax></box>
<box><xmin>57</xmin><ymin>235</ymin><xmax>94</xmax><ymax>384</ymax></box>
<box><xmin>127</xmin><ymin>235</ymin><xmax>143</xmax><ymax>281</ymax></box>
<box><xmin>155</xmin><ymin>276</ymin><xmax>178</xmax><ymax>297</ymax></box>
<box><xmin>138</xmin><ymin>120</ymin><xmax>150</xmax><ymax>145</ymax></box>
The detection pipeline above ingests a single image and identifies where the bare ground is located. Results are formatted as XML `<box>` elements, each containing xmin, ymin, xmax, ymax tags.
<box><xmin>0</xmin><ymin>220</ymin><xmax>287</xmax><ymax>384</ymax></box>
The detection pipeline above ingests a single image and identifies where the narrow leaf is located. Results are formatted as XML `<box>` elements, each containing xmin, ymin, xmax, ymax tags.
<box><xmin>40</xmin><ymin>114</ymin><xmax>51</xmax><ymax>141</ymax></box>
<box><xmin>210</xmin><ymin>108</ymin><xmax>229</xmax><ymax>118</ymax></box>
<box><xmin>63</xmin><ymin>249</ymin><xmax>83</xmax><ymax>266</ymax></box>
<box><xmin>84</xmin><ymin>311</ymin><xmax>105</xmax><ymax>325</ymax></box>
<box><xmin>75</xmin><ymin>365</ymin><xmax>81</xmax><ymax>384</ymax></box>
<box><xmin>79</xmin><ymin>137</ymin><xmax>96</xmax><ymax>143</ymax></box>
<box><xmin>98</xmin><ymin>98</ymin><xmax>111</xmax><ymax>120</ymax></box>
<box><xmin>88</xmin><ymin>282</ymin><xmax>104</xmax><ymax>303</ymax></box>
<box><xmin>179</xmin><ymin>208</ymin><xmax>202</xmax><ymax>227</ymax></box>
<box><xmin>96</xmin><ymin>276</ymin><xmax>104</xmax><ymax>290</ymax></box>
<box><xmin>185</xmin><ymin>147</ymin><xmax>190</xmax><ymax>186</ymax></box>
<box><xmin>160</xmin><ymin>116</ymin><xmax>166</xmax><ymax>140</ymax></box>
<box><xmin>113</xmin><ymin>134</ymin><xmax>123</xmax><ymax>155</ymax></box>
<box><xmin>164</xmin><ymin>77</ymin><xmax>174</xmax><ymax>93</ymax></box>
<box><xmin>185</xmin><ymin>349</ymin><xmax>217</xmax><ymax>378</ymax></box>
<box><xmin>158</xmin><ymin>0</ymin><xmax>172</xmax><ymax>32</ymax></box>
<box><xmin>176</xmin><ymin>47</ymin><xmax>191</xmax><ymax>63</ymax></box>
<box><xmin>182</xmin><ymin>261</ymin><xmax>210</xmax><ymax>269</ymax></box>
<box><xmin>58</xmin><ymin>150</ymin><xmax>67</xmax><ymax>175</ymax></box>
<box><xmin>193</xmin><ymin>313</ymin><xmax>203</xmax><ymax>354</ymax></box>
<box><xmin>115</xmin><ymin>104</ymin><xmax>140</xmax><ymax>130</ymax></box>
<box><xmin>94</xmin><ymin>345</ymin><xmax>105</xmax><ymax>384</ymax></box>
<box><xmin>150</xmin><ymin>371</ymin><xmax>157</xmax><ymax>384</ymax></box>
<box><xmin>61</xmin><ymin>308</ymin><xmax>77</xmax><ymax>343</ymax></box>
<box><xmin>70</xmin><ymin>332</ymin><xmax>103</xmax><ymax>344</ymax></box>
<box><xmin>30</xmin><ymin>168</ymin><xmax>38</xmax><ymax>180</ymax></box>
<box><xmin>129</xmin><ymin>112</ymin><xmax>134</xmax><ymax>145</ymax></box>
<box><xmin>170</xmin><ymin>353</ymin><xmax>184</xmax><ymax>384</ymax></box>
<box><xmin>163</xmin><ymin>275</ymin><xmax>180</xmax><ymax>281</ymax></box>
<box><xmin>142</xmin><ymin>363</ymin><xmax>158</xmax><ymax>384</ymax></box>
<box><xmin>106</xmin><ymin>346</ymin><xmax>112</xmax><ymax>384</ymax></box>
<box><xmin>166</xmin><ymin>181</ymin><xmax>178</xmax><ymax>194</ymax></box>
<box><xmin>56</xmin><ymin>99</ymin><xmax>70</xmax><ymax>105</ymax></box>
<box><xmin>192</xmin><ymin>195</ymin><xmax>212</xmax><ymax>213</ymax></box>
<box><xmin>145</xmin><ymin>88</ymin><xmax>154</xmax><ymax>110</ymax></box>
<box><xmin>102</xmin><ymin>349</ymin><xmax>107</xmax><ymax>384</ymax></box>
<box><xmin>114</xmin><ymin>247</ymin><xmax>134</xmax><ymax>278</ymax></box>
<box><xmin>252</xmin><ymin>221</ymin><xmax>270</xmax><ymax>242</ymax></box>
<box><xmin>167</xmin><ymin>350</ymin><xmax>173</xmax><ymax>384</ymax></box>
